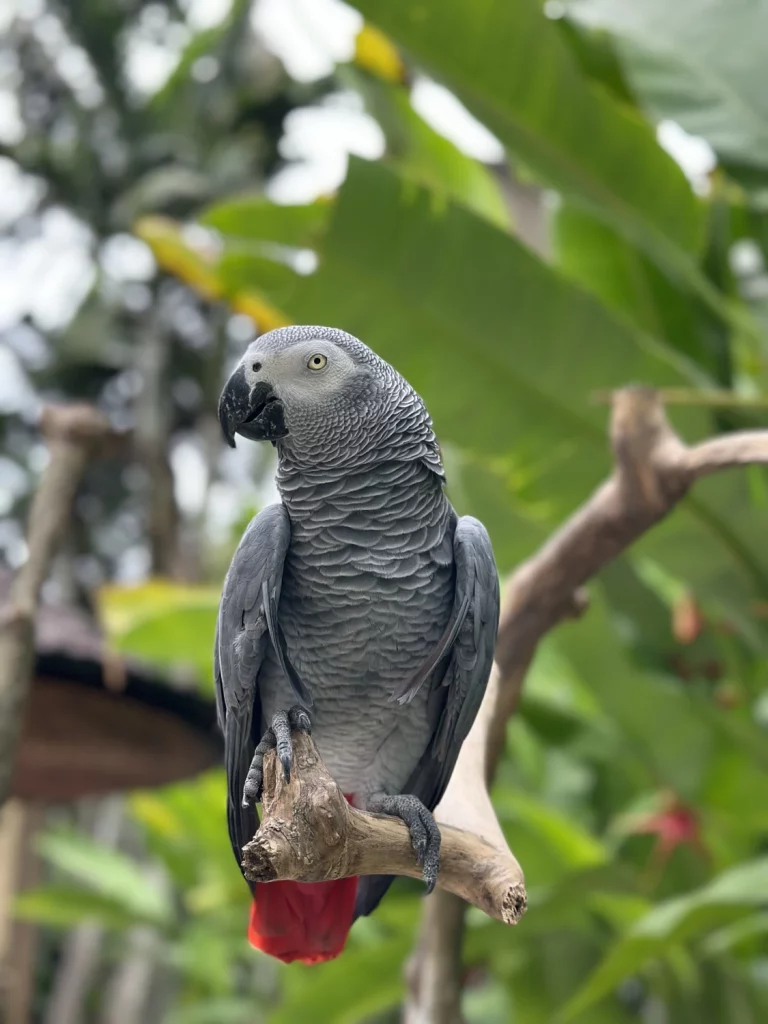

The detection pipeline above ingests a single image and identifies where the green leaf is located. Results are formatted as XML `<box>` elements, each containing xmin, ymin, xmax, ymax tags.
<box><xmin>99</xmin><ymin>579</ymin><xmax>219</xmax><ymax>637</ymax></box>
<box><xmin>129</xmin><ymin>772</ymin><xmax>243</xmax><ymax>899</ymax></box>
<box><xmin>199</xmin><ymin>198</ymin><xmax>330</xmax><ymax>246</ymax></box>
<box><xmin>565</xmin><ymin>0</ymin><xmax>768</xmax><ymax>170</ymax></box>
<box><xmin>562</xmin><ymin>857</ymin><xmax>768</xmax><ymax>1020</ymax></box>
<box><xmin>98</xmin><ymin>580</ymin><xmax>220</xmax><ymax>682</ymax></box>
<box><xmin>510</xmin><ymin>928</ymin><xmax>636</xmax><ymax>1023</ymax></box>
<box><xmin>701</xmin><ymin>912</ymin><xmax>768</xmax><ymax>957</ymax></box>
<box><xmin>120</xmin><ymin>606</ymin><xmax>218</xmax><ymax>683</ymax></box>
<box><xmin>634</xmin><ymin>475</ymin><xmax>768</xmax><ymax>649</ymax></box>
<box><xmin>351</xmin><ymin>0</ymin><xmax>705</xmax><ymax>257</ymax></box>
<box><xmin>36</xmin><ymin>829</ymin><xmax>173</xmax><ymax>927</ymax></box>
<box><xmin>346</xmin><ymin>68</ymin><xmax>509</xmax><ymax>227</ymax></box>
<box><xmin>553</xmin><ymin>202</ymin><xmax>726</xmax><ymax>377</ymax></box>
<box><xmin>14</xmin><ymin>884</ymin><xmax>149</xmax><ymax>930</ymax></box>
<box><xmin>166</xmin><ymin>1002</ymin><xmax>259</xmax><ymax>1024</ymax></box>
<box><xmin>556</xmin><ymin>589</ymin><xmax>714</xmax><ymax>797</ymax></box>
<box><xmin>135</xmin><ymin>217</ymin><xmax>291</xmax><ymax>331</ymax></box>
<box><xmin>494</xmin><ymin>790</ymin><xmax>609</xmax><ymax>869</ymax></box>
<box><xmin>352</xmin><ymin>0</ymin><xmax>765</xmax><ymax>341</ymax></box>
<box><xmin>440</xmin><ymin>450</ymin><xmax>553</xmax><ymax>572</ymax></box>
<box><xmin>554</xmin><ymin>19</ymin><xmax>635</xmax><ymax>106</ymax></box>
<box><xmin>518</xmin><ymin>695</ymin><xmax>590</xmax><ymax>746</ymax></box>
<box><xmin>268</xmin><ymin>935</ymin><xmax>410</xmax><ymax>1024</ymax></box>
<box><xmin>216</xmin><ymin>249</ymin><xmax>301</xmax><ymax>303</ymax></box>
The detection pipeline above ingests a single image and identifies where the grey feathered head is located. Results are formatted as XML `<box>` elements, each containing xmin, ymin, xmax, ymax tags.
<box><xmin>218</xmin><ymin>325</ymin><xmax>443</xmax><ymax>475</ymax></box>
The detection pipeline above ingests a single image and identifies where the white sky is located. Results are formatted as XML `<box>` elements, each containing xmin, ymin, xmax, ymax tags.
<box><xmin>252</xmin><ymin>0</ymin><xmax>361</xmax><ymax>81</ymax></box>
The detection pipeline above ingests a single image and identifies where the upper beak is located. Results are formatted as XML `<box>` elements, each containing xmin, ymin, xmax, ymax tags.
<box><xmin>218</xmin><ymin>364</ymin><xmax>250</xmax><ymax>448</ymax></box>
<box><xmin>218</xmin><ymin>365</ymin><xmax>287</xmax><ymax>446</ymax></box>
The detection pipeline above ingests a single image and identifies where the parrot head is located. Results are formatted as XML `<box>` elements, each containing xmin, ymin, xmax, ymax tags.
<box><xmin>218</xmin><ymin>324</ymin><xmax>443</xmax><ymax>476</ymax></box>
<box><xmin>218</xmin><ymin>325</ymin><xmax>379</xmax><ymax>449</ymax></box>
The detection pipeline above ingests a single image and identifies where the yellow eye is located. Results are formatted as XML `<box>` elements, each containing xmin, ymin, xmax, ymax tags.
<box><xmin>307</xmin><ymin>353</ymin><xmax>327</xmax><ymax>370</ymax></box>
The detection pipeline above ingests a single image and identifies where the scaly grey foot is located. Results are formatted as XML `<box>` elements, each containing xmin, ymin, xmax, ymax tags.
<box><xmin>242</xmin><ymin>705</ymin><xmax>311</xmax><ymax>807</ymax></box>
<box><xmin>367</xmin><ymin>792</ymin><xmax>441</xmax><ymax>894</ymax></box>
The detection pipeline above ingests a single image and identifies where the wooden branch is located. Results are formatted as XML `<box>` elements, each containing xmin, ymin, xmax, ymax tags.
<box><xmin>134</xmin><ymin>321</ymin><xmax>180</xmax><ymax>577</ymax></box>
<box><xmin>0</xmin><ymin>405</ymin><xmax>113</xmax><ymax>809</ymax></box>
<box><xmin>241</xmin><ymin>732</ymin><xmax>526</xmax><ymax>925</ymax></box>
<box><xmin>406</xmin><ymin>387</ymin><xmax>768</xmax><ymax>1022</ymax></box>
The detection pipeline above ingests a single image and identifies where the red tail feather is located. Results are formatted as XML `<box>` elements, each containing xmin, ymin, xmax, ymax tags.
<box><xmin>247</xmin><ymin>793</ymin><xmax>358</xmax><ymax>964</ymax></box>
<box><xmin>248</xmin><ymin>877</ymin><xmax>358</xmax><ymax>964</ymax></box>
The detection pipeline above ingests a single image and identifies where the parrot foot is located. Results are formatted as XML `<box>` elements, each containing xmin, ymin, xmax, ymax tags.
<box><xmin>241</xmin><ymin>705</ymin><xmax>311</xmax><ymax>808</ymax></box>
<box><xmin>367</xmin><ymin>793</ymin><xmax>441</xmax><ymax>894</ymax></box>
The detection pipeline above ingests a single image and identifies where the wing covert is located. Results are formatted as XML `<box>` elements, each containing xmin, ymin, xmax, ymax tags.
<box><xmin>214</xmin><ymin>503</ymin><xmax>291</xmax><ymax>882</ymax></box>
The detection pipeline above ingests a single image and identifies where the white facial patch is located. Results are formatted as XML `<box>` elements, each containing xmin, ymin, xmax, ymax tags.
<box><xmin>243</xmin><ymin>338</ymin><xmax>360</xmax><ymax>407</ymax></box>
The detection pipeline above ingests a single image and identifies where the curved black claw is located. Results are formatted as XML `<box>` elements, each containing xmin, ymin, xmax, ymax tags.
<box><xmin>368</xmin><ymin>793</ymin><xmax>441</xmax><ymax>894</ymax></box>
<box><xmin>242</xmin><ymin>705</ymin><xmax>311</xmax><ymax>808</ymax></box>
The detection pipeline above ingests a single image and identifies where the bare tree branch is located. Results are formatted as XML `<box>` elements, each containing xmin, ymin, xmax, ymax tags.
<box><xmin>134</xmin><ymin>320</ymin><xmax>180</xmax><ymax>578</ymax></box>
<box><xmin>405</xmin><ymin>387</ymin><xmax>768</xmax><ymax>1023</ymax></box>
<box><xmin>0</xmin><ymin>405</ymin><xmax>113</xmax><ymax>809</ymax></box>
<box><xmin>242</xmin><ymin>732</ymin><xmax>526</xmax><ymax>925</ymax></box>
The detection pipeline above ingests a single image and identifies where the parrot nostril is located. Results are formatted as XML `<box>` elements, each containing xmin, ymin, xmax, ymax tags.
<box><xmin>252</xmin><ymin>362</ymin><xmax>262</xmax><ymax>372</ymax></box>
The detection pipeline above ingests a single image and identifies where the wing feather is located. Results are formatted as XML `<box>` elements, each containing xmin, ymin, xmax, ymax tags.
<box><xmin>355</xmin><ymin>514</ymin><xmax>499</xmax><ymax>918</ymax></box>
<box><xmin>214</xmin><ymin>503</ymin><xmax>292</xmax><ymax>884</ymax></box>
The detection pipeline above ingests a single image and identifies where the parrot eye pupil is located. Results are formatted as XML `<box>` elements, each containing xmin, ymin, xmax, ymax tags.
<box><xmin>252</xmin><ymin>362</ymin><xmax>262</xmax><ymax>372</ymax></box>
<box><xmin>308</xmin><ymin>354</ymin><xmax>327</xmax><ymax>370</ymax></box>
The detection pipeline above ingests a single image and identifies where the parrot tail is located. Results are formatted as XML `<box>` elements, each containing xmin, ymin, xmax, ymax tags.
<box><xmin>246</xmin><ymin>792</ymin><xmax>358</xmax><ymax>964</ymax></box>
<box><xmin>247</xmin><ymin>877</ymin><xmax>358</xmax><ymax>964</ymax></box>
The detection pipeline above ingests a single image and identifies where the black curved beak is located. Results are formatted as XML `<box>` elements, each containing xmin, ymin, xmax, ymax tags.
<box><xmin>218</xmin><ymin>365</ymin><xmax>288</xmax><ymax>447</ymax></box>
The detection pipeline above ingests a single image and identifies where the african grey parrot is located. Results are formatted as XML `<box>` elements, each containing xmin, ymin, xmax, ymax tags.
<box><xmin>215</xmin><ymin>325</ymin><xmax>499</xmax><ymax>964</ymax></box>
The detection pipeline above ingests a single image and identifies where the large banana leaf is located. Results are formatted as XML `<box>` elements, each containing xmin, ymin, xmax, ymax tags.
<box><xmin>565</xmin><ymin>0</ymin><xmax>768</xmax><ymax>172</ymax></box>
<box><xmin>553</xmin><ymin>202</ymin><xmax>731</xmax><ymax>379</ymax></box>
<box><xmin>343</xmin><ymin>67</ymin><xmax>510</xmax><ymax>227</ymax></box>
<box><xmin>350</xmin><ymin>0</ymin><xmax>705</xmax><ymax>264</ymax></box>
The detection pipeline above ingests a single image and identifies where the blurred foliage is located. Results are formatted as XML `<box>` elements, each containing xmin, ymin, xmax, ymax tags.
<box><xmin>0</xmin><ymin>0</ymin><xmax>328</xmax><ymax>582</ymax></box>
<box><xmin>99</xmin><ymin>579</ymin><xmax>220</xmax><ymax>684</ymax></box>
<box><xmin>5</xmin><ymin>0</ymin><xmax>768</xmax><ymax>1021</ymax></box>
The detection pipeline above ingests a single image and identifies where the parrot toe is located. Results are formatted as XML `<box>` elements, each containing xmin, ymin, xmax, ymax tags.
<box><xmin>367</xmin><ymin>793</ymin><xmax>441</xmax><ymax>894</ymax></box>
<box><xmin>242</xmin><ymin>706</ymin><xmax>312</xmax><ymax>806</ymax></box>
<box><xmin>271</xmin><ymin>710</ymin><xmax>293</xmax><ymax>782</ymax></box>
<box><xmin>242</xmin><ymin>727</ymin><xmax>276</xmax><ymax>808</ymax></box>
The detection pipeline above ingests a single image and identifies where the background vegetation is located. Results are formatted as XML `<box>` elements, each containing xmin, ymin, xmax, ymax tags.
<box><xmin>3</xmin><ymin>0</ymin><xmax>768</xmax><ymax>1020</ymax></box>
